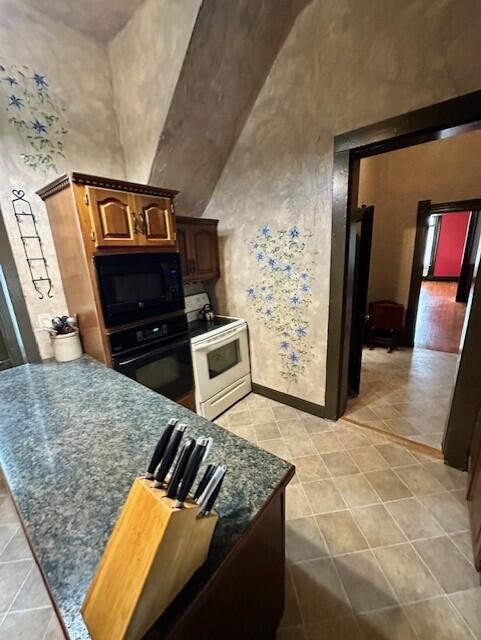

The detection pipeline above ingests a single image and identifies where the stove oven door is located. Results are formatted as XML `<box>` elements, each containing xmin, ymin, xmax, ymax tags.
<box><xmin>191</xmin><ymin>324</ymin><xmax>250</xmax><ymax>402</ymax></box>
<box><xmin>113</xmin><ymin>334</ymin><xmax>194</xmax><ymax>403</ymax></box>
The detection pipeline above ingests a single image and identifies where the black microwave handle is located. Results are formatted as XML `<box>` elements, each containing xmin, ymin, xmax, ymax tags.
<box><xmin>115</xmin><ymin>335</ymin><xmax>191</xmax><ymax>368</ymax></box>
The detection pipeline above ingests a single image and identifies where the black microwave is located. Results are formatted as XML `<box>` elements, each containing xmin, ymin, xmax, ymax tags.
<box><xmin>94</xmin><ymin>253</ymin><xmax>184</xmax><ymax>327</ymax></box>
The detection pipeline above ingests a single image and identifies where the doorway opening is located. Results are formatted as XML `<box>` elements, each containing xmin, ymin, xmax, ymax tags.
<box><xmin>344</xmin><ymin>172</ymin><xmax>481</xmax><ymax>452</ymax></box>
<box><xmin>413</xmin><ymin>203</ymin><xmax>480</xmax><ymax>354</ymax></box>
<box><xmin>325</xmin><ymin>89</ymin><xmax>481</xmax><ymax>470</ymax></box>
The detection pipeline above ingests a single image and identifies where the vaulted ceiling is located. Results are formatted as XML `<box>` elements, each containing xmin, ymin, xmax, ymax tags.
<box><xmin>149</xmin><ymin>0</ymin><xmax>311</xmax><ymax>216</ymax></box>
<box><xmin>19</xmin><ymin>0</ymin><xmax>145</xmax><ymax>41</ymax></box>
<box><xmin>14</xmin><ymin>0</ymin><xmax>311</xmax><ymax>217</ymax></box>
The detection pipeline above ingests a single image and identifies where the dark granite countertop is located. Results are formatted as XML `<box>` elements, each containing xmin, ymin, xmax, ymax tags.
<box><xmin>0</xmin><ymin>357</ymin><xmax>293</xmax><ymax>639</ymax></box>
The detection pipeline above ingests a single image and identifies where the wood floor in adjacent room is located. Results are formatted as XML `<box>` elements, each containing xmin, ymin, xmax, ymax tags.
<box><xmin>415</xmin><ymin>281</ymin><xmax>466</xmax><ymax>354</ymax></box>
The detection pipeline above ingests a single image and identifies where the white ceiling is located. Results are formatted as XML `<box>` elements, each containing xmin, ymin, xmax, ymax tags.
<box><xmin>20</xmin><ymin>0</ymin><xmax>146</xmax><ymax>42</ymax></box>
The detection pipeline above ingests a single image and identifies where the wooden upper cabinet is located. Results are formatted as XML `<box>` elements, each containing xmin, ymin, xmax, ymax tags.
<box><xmin>135</xmin><ymin>195</ymin><xmax>176</xmax><ymax>247</ymax></box>
<box><xmin>47</xmin><ymin>174</ymin><xmax>180</xmax><ymax>250</ymax></box>
<box><xmin>176</xmin><ymin>216</ymin><xmax>219</xmax><ymax>283</ymax></box>
<box><xmin>191</xmin><ymin>227</ymin><xmax>218</xmax><ymax>280</ymax></box>
<box><xmin>86</xmin><ymin>187</ymin><xmax>139</xmax><ymax>248</ymax></box>
<box><xmin>177</xmin><ymin>224</ymin><xmax>192</xmax><ymax>280</ymax></box>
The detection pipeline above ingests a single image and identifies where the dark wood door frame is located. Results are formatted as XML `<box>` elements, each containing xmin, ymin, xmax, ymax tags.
<box><xmin>457</xmin><ymin>210</ymin><xmax>480</xmax><ymax>303</ymax></box>
<box><xmin>404</xmin><ymin>200</ymin><xmax>432</xmax><ymax>347</ymax></box>
<box><xmin>325</xmin><ymin>89</ymin><xmax>481</xmax><ymax>470</ymax></box>
<box><xmin>423</xmin><ymin>212</ymin><xmax>441</xmax><ymax>279</ymax></box>
<box><xmin>404</xmin><ymin>199</ymin><xmax>481</xmax><ymax>347</ymax></box>
<box><xmin>347</xmin><ymin>205</ymin><xmax>374</xmax><ymax>396</ymax></box>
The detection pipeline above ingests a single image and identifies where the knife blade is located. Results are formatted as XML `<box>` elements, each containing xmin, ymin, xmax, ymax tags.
<box><xmin>165</xmin><ymin>437</ymin><xmax>195</xmax><ymax>499</ymax></box>
<box><xmin>174</xmin><ymin>438</ymin><xmax>209</xmax><ymax>508</ymax></box>
<box><xmin>197</xmin><ymin>466</ymin><xmax>226</xmax><ymax>516</ymax></box>
<box><xmin>201</xmin><ymin>437</ymin><xmax>213</xmax><ymax>462</ymax></box>
<box><xmin>145</xmin><ymin>418</ymin><xmax>178</xmax><ymax>479</ymax></box>
<box><xmin>193</xmin><ymin>464</ymin><xmax>216</xmax><ymax>502</ymax></box>
<box><xmin>198</xmin><ymin>469</ymin><xmax>226</xmax><ymax>517</ymax></box>
<box><xmin>153</xmin><ymin>423</ymin><xmax>187</xmax><ymax>488</ymax></box>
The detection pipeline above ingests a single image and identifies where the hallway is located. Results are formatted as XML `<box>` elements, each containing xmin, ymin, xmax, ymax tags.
<box><xmin>415</xmin><ymin>282</ymin><xmax>466</xmax><ymax>354</ymax></box>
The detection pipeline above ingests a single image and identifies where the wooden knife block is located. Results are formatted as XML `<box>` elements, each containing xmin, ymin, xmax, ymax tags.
<box><xmin>81</xmin><ymin>477</ymin><xmax>218</xmax><ymax>640</ymax></box>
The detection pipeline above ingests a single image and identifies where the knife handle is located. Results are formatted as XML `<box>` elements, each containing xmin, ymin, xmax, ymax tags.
<box><xmin>146</xmin><ymin>418</ymin><xmax>178</xmax><ymax>478</ymax></box>
<box><xmin>199</xmin><ymin>470</ymin><xmax>225</xmax><ymax>517</ymax></box>
<box><xmin>175</xmin><ymin>441</ymin><xmax>207</xmax><ymax>507</ymax></box>
<box><xmin>166</xmin><ymin>438</ymin><xmax>195</xmax><ymax>498</ymax></box>
<box><xmin>154</xmin><ymin>423</ymin><xmax>186</xmax><ymax>487</ymax></box>
<box><xmin>193</xmin><ymin>464</ymin><xmax>216</xmax><ymax>502</ymax></box>
<box><xmin>197</xmin><ymin>466</ymin><xmax>225</xmax><ymax>509</ymax></box>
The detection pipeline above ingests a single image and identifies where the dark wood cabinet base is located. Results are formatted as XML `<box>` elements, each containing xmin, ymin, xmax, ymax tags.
<box><xmin>176</xmin><ymin>389</ymin><xmax>196</xmax><ymax>413</ymax></box>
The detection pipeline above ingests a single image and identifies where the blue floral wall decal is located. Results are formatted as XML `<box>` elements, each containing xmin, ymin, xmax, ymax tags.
<box><xmin>0</xmin><ymin>63</ymin><xmax>69</xmax><ymax>173</ymax></box>
<box><xmin>247</xmin><ymin>225</ymin><xmax>316</xmax><ymax>383</ymax></box>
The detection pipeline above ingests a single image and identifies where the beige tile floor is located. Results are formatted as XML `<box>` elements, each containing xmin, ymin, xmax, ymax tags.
<box><xmin>0</xmin><ymin>476</ymin><xmax>64</xmax><ymax>639</ymax></box>
<box><xmin>344</xmin><ymin>347</ymin><xmax>459</xmax><ymax>451</ymax></box>
<box><xmin>216</xmin><ymin>392</ymin><xmax>481</xmax><ymax>640</ymax></box>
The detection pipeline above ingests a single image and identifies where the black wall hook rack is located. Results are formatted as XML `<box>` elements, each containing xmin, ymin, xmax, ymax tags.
<box><xmin>11</xmin><ymin>189</ymin><xmax>53</xmax><ymax>299</ymax></box>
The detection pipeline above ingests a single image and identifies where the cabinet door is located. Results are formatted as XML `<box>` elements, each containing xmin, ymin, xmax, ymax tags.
<box><xmin>191</xmin><ymin>225</ymin><xmax>219</xmax><ymax>281</ymax></box>
<box><xmin>86</xmin><ymin>188</ymin><xmax>138</xmax><ymax>248</ymax></box>
<box><xmin>177</xmin><ymin>224</ymin><xmax>192</xmax><ymax>280</ymax></box>
<box><xmin>135</xmin><ymin>196</ymin><xmax>176</xmax><ymax>246</ymax></box>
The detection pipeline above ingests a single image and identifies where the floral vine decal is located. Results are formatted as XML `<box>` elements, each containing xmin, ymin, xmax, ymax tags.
<box><xmin>246</xmin><ymin>224</ymin><xmax>316</xmax><ymax>384</ymax></box>
<box><xmin>0</xmin><ymin>63</ymin><xmax>69</xmax><ymax>173</ymax></box>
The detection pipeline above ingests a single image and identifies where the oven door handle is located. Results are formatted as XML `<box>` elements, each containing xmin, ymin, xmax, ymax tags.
<box><xmin>115</xmin><ymin>335</ymin><xmax>191</xmax><ymax>368</ymax></box>
<box><xmin>191</xmin><ymin>326</ymin><xmax>245</xmax><ymax>352</ymax></box>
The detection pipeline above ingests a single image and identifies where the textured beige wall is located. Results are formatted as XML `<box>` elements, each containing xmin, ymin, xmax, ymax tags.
<box><xmin>16</xmin><ymin>0</ymin><xmax>144</xmax><ymax>42</ymax></box>
<box><xmin>204</xmin><ymin>0</ymin><xmax>481</xmax><ymax>406</ymax></box>
<box><xmin>0</xmin><ymin>0</ymin><xmax>124</xmax><ymax>358</ymax></box>
<box><xmin>359</xmin><ymin>130</ymin><xmax>481</xmax><ymax>308</ymax></box>
<box><xmin>108</xmin><ymin>0</ymin><xmax>201</xmax><ymax>183</ymax></box>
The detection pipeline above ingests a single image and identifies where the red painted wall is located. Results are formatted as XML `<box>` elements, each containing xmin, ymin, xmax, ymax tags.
<box><xmin>433</xmin><ymin>212</ymin><xmax>470</xmax><ymax>277</ymax></box>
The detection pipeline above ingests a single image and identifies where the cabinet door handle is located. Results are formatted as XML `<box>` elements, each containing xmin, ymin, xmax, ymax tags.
<box><xmin>137</xmin><ymin>211</ymin><xmax>146</xmax><ymax>235</ymax></box>
<box><xmin>189</xmin><ymin>258</ymin><xmax>196</xmax><ymax>273</ymax></box>
<box><xmin>131</xmin><ymin>211</ymin><xmax>138</xmax><ymax>234</ymax></box>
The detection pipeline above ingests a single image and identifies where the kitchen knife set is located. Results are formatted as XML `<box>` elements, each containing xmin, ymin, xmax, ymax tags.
<box><xmin>146</xmin><ymin>418</ymin><xmax>226</xmax><ymax>517</ymax></box>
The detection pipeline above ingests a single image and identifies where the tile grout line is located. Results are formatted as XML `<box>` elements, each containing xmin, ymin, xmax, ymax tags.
<box><xmin>308</xmin><ymin>500</ymin><xmax>397</xmax><ymax>637</ymax></box>
<box><xmin>287</xmin><ymin>531</ymin><xmax>476</xmax><ymax>564</ymax></box>
<box><xmin>5</xmin><ymin>604</ymin><xmax>53</xmax><ymax>615</ymax></box>
<box><xmin>226</xmin><ymin>393</ymin><xmax>477</xmax><ymax>639</ymax></box>
<box><xmin>447</xmin><ymin>591</ymin><xmax>481</xmax><ymax>640</ymax></box>
<box><xmin>0</xmin><ymin>560</ymin><xmax>35</xmax><ymax>630</ymax></box>
<box><xmin>40</xmin><ymin>608</ymin><xmax>57</xmax><ymax>640</ymax></box>
<box><xmin>0</xmin><ymin>524</ymin><xmax>20</xmax><ymax>558</ymax></box>
<box><xmin>296</xmin><ymin>444</ymin><xmax>473</xmax><ymax>628</ymax></box>
<box><xmin>445</xmin><ymin>530</ymin><xmax>476</xmax><ymax>565</ymax></box>
<box><xmin>283</xmin><ymin>564</ymin><xmax>308</xmax><ymax>638</ymax></box>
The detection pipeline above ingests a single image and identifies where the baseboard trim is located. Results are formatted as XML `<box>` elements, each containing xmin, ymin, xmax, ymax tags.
<box><xmin>252</xmin><ymin>383</ymin><xmax>325</xmax><ymax>418</ymax></box>
<box><xmin>422</xmin><ymin>275</ymin><xmax>459</xmax><ymax>282</ymax></box>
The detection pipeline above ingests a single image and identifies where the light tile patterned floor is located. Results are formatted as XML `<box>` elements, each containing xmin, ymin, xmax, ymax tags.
<box><xmin>344</xmin><ymin>347</ymin><xmax>459</xmax><ymax>451</ymax></box>
<box><xmin>216</xmin><ymin>392</ymin><xmax>481</xmax><ymax>640</ymax></box>
<box><xmin>0</xmin><ymin>476</ymin><xmax>64</xmax><ymax>639</ymax></box>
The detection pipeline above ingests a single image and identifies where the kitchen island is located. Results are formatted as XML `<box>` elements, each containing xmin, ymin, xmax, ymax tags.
<box><xmin>0</xmin><ymin>357</ymin><xmax>293</xmax><ymax>639</ymax></box>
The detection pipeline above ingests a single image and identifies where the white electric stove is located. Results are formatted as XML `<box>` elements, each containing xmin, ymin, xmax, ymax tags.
<box><xmin>185</xmin><ymin>293</ymin><xmax>252</xmax><ymax>420</ymax></box>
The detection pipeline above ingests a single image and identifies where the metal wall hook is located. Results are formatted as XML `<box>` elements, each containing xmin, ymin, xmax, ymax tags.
<box><xmin>11</xmin><ymin>189</ymin><xmax>53</xmax><ymax>299</ymax></box>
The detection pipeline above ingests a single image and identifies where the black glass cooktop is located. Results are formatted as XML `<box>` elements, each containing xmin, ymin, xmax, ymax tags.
<box><xmin>188</xmin><ymin>316</ymin><xmax>238</xmax><ymax>339</ymax></box>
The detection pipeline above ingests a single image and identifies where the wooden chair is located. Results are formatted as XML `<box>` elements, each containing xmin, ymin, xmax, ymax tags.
<box><xmin>367</xmin><ymin>300</ymin><xmax>405</xmax><ymax>353</ymax></box>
